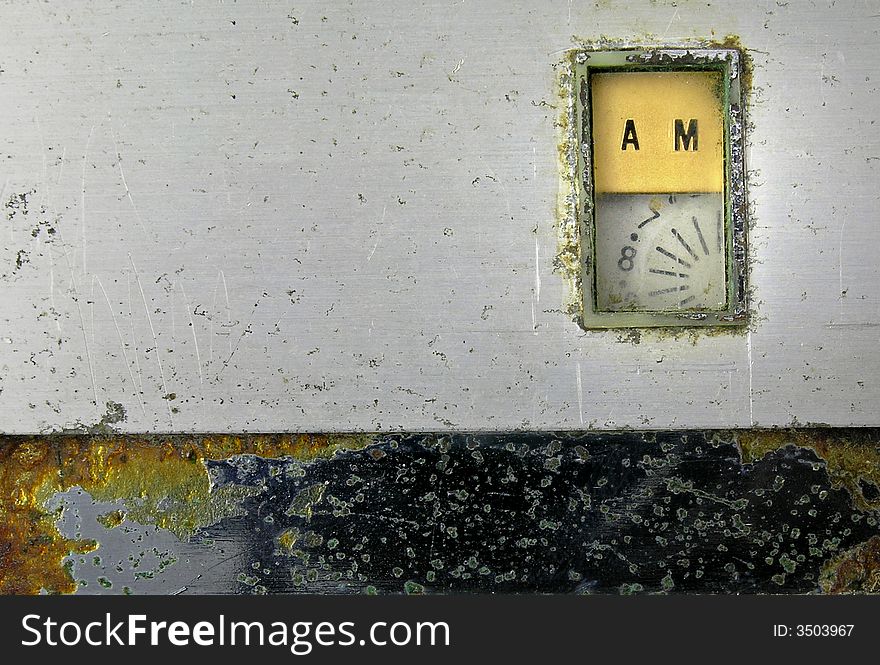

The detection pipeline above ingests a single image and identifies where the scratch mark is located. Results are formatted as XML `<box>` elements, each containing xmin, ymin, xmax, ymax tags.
<box><xmin>747</xmin><ymin>329</ymin><xmax>754</xmax><ymax>426</ymax></box>
<box><xmin>221</xmin><ymin>270</ymin><xmax>232</xmax><ymax>358</ymax></box>
<box><xmin>127</xmin><ymin>274</ymin><xmax>144</xmax><ymax>396</ymax></box>
<box><xmin>824</xmin><ymin>322</ymin><xmax>880</xmax><ymax>329</ymax></box>
<box><xmin>111</xmin><ymin>129</ymin><xmax>151</xmax><ymax>238</ymax></box>
<box><xmin>576</xmin><ymin>362</ymin><xmax>584</xmax><ymax>425</ymax></box>
<box><xmin>94</xmin><ymin>275</ymin><xmax>148</xmax><ymax>418</ymax></box>
<box><xmin>837</xmin><ymin>215</ymin><xmax>847</xmax><ymax>323</ymax></box>
<box><xmin>367</xmin><ymin>205</ymin><xmax>387</xmax><ymax>262</ymax></box>
<box><xmin>726</xmin><ymin>370</ymin><xmax>734</xmax><ymax>424</ymax></box>
<box><xmin>33</xmin><ymin>121</ymin><xmax>63</xmax><ymax>345</ymax></box>
<box><xmin>57</xmin><ymin>241</ymin><xmax>99</xmax><ymax>419</ymax></box>
<box><xmin>531</xmin><ymin>295</ymin><xmax>537</xmax><ymax>334</ymax></box>
<box><xmin>216</xmin><ymin>293</ymin><xmax>263</xmax><ymax>380</ymax></box>
<box><xmin>208</xmin><ymin>276</ymin><xmax>218</xmax><ymax>367</ymax></box>
<box><xmin>181</xmin><ymin>551</ymin><xmax>249</xmax><ymax>594</ymax></box>
<box><xmin>56</xmin><ymin>146</ymin><xmax>66</xmax><ymax>186</ymax></box>
<box><xmin>81</xmin><ymin>123</ymin><xmax>95</xmax><ymax>274</ymax></box>
<box><xmin>534</xmin><ymin>236</ymin><xmax>541</xmax><ymax>302</ymax></box>
<box><xmin>448</xmin><ymin>58</ymin><xmax>465</xmax><ymax>81</ymax></box>
<box><xmin>270</xmin><ymin>310</ymin><xmax>289</xmax><ymax>336</ymax></box>
<box><xmin>170</xmin><ymin>279</ymin><xmax>176</xmax><ymax>340</ymax></box>
<box><xmin>40</xmin><ymin>232</ymin><xmax>63</xmax><ymax>346</ymax></box>
<box><xmin>35</xmin><ymin>115</ymin><xmax>49</xmax><ymax>214</ymax></box>
<box><xmin>667</xmin><ymin>478</ymin><xmax>748</xmax><ymax>510</ymax></box>
<box><xmin>178</xmin><ymin>280</ymin><xmax>204</xmax><ymax>386</ymax></box>
<box><xmin>208</xmin><ymin>270</ymin><xmax>233</xmax><ymax>369</ymax></box>
<box><xmin>221</xmin><ymin>170</ymin><xmax>232</xmax><ymax>205</ymax></box>
<box><xmin>661</xmin><ymin>7</ymin><xmax>680</xmax><ymax>39</ymax></box>
<box><xmin>47</xmin><ymin>240</ymin><xmax>56</xmax><ymax>311</ymax></box>
<box><xmin>89</xmin><ymin>276</ymin><xmax>97</xmax><ymax>346</ymax></box>
<box><xmin>426</xmin><ymin>474</ymin><xmax>442</xmax><ymax>565</ymax></box>
<box><xmin>484</xmin><ymin>165</ymin><xmax>514</xmax><ymax>228</ymax></box>
<box><xmin>1</xmin><ymin>176</ymin><xmax>10</xmax><ymax>243</ymax></box>
<box><xmin>129</xmin><ymin>253</ymin><xmax>174</xmax><ymax>427</ymax></box>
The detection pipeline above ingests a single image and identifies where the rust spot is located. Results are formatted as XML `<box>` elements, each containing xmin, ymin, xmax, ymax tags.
<box><xmin>739</xmin><ymin>429</ymin><xmax>880</xmax><ymax>512</ymax></box>
<box><xmin>276</xmin><ymin>527</ymin><xmax>300</xmax><ymax>554</ymax></box>
<box><xmin>96</xmin><ymin>509</ymin><xmax>127</xmax><ymax>529</ymax></box>
<box><xmin>820</xmin><ymin>535</ymin><xmax>880</xmax><ymax>594</ymax></box>
<box><xmin>0</xmin><ymin>433</ymin><xmax>373</xmax><ymax>594</ymax></box>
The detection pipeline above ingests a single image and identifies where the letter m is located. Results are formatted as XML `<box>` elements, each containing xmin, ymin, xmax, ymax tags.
<box><xmin>674</xmin><ymin>119</ymin><xmax>698</xmax><ymax>151</ymax></box>
<box><xmin>230</xmin><ymin>622</ymin><xmax>264</xmax><ymax>646</ymax></box>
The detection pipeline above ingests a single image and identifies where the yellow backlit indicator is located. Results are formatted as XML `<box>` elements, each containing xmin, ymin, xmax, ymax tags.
<box><xmin>591</xmin><ymin>71</ymin><xmax>724</xmax><ymax>194</ymax></box>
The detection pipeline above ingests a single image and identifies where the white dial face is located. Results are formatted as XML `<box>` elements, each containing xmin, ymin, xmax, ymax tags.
<box><xmin>594</xmin><ymin>193</ymin><xmax>727</xmax><ymax>312</ymax></box>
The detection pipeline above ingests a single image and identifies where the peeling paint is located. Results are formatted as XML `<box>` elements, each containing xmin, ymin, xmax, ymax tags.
<box><xmin>820</xmin><ymin>535</ymin><xmax>880</xmax><ymax>594</ymax></box>
<box><xmin>0</xmin><ymin>433</ymin><xmax>373</xmax><ymax>594</ymax></box>
<box><xmin>740</xmin><ymin>429</ymin><xmax>880</xmax><ymax>512</ymax></box>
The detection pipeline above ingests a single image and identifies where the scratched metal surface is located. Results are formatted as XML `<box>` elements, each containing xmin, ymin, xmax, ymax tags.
<box><xmin>1</xmin><ymin>0</ymin><xmax>879</xmax><ymax>433</ymax></box>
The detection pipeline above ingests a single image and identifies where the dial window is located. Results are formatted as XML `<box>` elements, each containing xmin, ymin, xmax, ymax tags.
<box><xmin>573</xmin><ymin>49</ymin><xmax>747</xmax><ymax>328</ymax></box>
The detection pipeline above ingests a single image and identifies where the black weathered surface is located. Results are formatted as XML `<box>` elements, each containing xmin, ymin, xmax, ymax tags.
<box><xmin>198</xmin><ymin>431</ymin><xmax>879</xmax><ymax>594</ymax></box>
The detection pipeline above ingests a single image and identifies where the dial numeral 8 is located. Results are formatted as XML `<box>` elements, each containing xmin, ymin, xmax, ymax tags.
<box><xmin>617</xmin><ymin>245</ymin><xmax>636</xmax><ymax>271</ymax></box>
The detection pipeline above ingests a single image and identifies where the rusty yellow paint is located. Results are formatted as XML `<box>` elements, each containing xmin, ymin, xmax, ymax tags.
<box><xmin>739</xmin><ymin>429</ymin><xmax>880</xmax><ymax>512</ymax></box>
<box><xmin>96</xmin><ymin>509</ymin><xmax>127</xmax><ymax>529</ymax></box>
<box><xmin>591</xmin><ymin>71</ymin><xmax>724</xmax><ymax>194</ymax></box>
<box><xmin>819</xmin><ymin>535</ymin><xmax>880</xmax><ymax>594</ymax></box>
<box><xmin>738</xmin><ymin>429</ymin><xmax>880</xmax><ymax>593</ymax></box>
<box><xmin>277</xmin><ymin>527</ymin><xmax>301</xmax><ymax>554</ymax></box>
<box><xmin>0</xmin><ymin>433</ymin><xmax>373</xmax><ymax>595</ymax></box>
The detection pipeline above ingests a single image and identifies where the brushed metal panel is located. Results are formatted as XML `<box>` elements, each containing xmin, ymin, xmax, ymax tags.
<box><xmin>1</xmin><ymin>0</ymin><xmax>878</xmax><ymax>432</ymax></box>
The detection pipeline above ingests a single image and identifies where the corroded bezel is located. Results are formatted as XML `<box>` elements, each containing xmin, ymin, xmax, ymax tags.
<box><xmin>571</xmin><ymin>48</ymin><xmax>747</xmax><ymax>329</ymax></box>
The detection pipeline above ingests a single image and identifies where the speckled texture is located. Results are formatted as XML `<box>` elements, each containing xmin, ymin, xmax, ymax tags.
<box><xmin>3</xmin><ymin>428</ymin><xmax>879</xmax><ymax>594</ymax></box>
<box><xmin>203</xmin><ymin>431</ymin><xmax>879</xmax><ymax>594</ymax></box>
<box><xmin>3</xmin><ymin>1</ymin><xmax>880</xmax><ymax>432</ymax></box>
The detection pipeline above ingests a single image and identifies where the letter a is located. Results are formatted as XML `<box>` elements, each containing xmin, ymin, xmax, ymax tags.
<box><xmin>621</xmin><ymin>119</ymin><xmax>639</xmax><ymax>151</ymax></box>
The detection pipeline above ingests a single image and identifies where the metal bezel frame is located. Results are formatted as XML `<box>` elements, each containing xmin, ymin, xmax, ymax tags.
<box><xmin>572</xmin><ymin>48</ymin><xmax>748</xmax><ymax>329</ymax></box>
